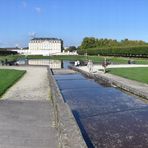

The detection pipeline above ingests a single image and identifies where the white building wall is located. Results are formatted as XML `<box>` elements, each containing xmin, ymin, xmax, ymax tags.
<box><xmin>12</xmin><ymin>49</ymin><xmax>78</xmax><ymax>56</ymax></box>
<box><xmin>28</xmin><ymin>39</ymin><xmax>62</xmax><ymax>55</ymax></box>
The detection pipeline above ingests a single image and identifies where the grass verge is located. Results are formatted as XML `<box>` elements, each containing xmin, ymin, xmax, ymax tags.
<box><xmin>0</xmin><ymin>55</ymin><xmax>148</xmax><ymax>64</ymax></box>
<box><xmin>0</xmin><ymin>69</ymin><xmax>26</xmax><ymax>97</ymax></box>
<box><xmin>109</xmin><ymin>67</ymin><xmax>148</xmax><ymax>84</ymax></box>
<box><xmin>27</xmin><ymin>55</ymin><xmax>148</xmax><ymax>64</ymax></box>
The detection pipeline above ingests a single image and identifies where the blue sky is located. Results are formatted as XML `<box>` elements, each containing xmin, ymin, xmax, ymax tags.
<box><xmin>0</xmin><ymin>0</ymin><xmax>148</xmax><ymax>47</ymax></box>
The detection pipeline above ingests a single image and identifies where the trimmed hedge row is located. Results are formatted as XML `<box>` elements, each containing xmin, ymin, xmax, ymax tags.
<box><xmin>78</xmin><ymin>46</ymin><xmax>148</xmax><ymax>57</ymax></box>
<box><xmin>0</xmin><ymin>50</ymin><xmax>18</xmax><ymax>56</ymax></box>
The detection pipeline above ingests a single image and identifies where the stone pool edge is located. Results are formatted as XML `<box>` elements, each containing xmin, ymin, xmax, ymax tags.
<box><xmin>70</xmin><ymin>66</ymin><xmax>148</xmax><ymax>100</ymax></box>
<box><xmin>48</xmin><ymin>67</ymin><xmax>87</xmax><ymax>148</ymax></box>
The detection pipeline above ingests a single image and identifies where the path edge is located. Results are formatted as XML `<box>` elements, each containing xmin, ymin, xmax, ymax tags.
<box><xmin>48</xmin><ymin>67</ymin><xmax>87</xmax><ymax>148</ymax></box>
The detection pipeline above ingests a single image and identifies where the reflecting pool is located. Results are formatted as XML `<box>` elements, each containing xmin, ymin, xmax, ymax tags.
<box><xmin>54</xmin><ymin>73</ymin><xmax>148</xmax><ymax>148</ymax></box>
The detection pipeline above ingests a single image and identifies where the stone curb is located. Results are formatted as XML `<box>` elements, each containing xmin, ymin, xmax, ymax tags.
<box><xmin>70</xmin><ymin>66</ymin><xmax>148</xmax><ymax>100</ymax></box>
<box><xmin>47</xmin><ymin>67</ymin><xmax>87</xmax><ymax>148</ymax></box>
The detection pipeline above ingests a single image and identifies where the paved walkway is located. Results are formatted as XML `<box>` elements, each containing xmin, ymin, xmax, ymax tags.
<box><xmin>0</xmin><ymin>66</ymin><xmax>58</xmax><ymax>148</ymax></box>
<box><xmin>80</xmin><ymin>64</ymin><xmax>148</xmax><ymax>72</ymax></box>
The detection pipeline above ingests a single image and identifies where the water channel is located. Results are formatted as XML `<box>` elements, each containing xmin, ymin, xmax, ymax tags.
<box><xmin>14</xmin><ymin>59</ymin><xmax>148</xmax><ymax>147</ymax></box>
<box><xmin>52</xmin><ymin>61</ymin><xmax>148</xmax><ymax>148</ymax></box>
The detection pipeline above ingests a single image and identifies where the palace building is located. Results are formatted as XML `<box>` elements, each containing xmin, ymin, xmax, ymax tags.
<box><xmin>28</xmin><ymin>38</ymin><xmax>63</xmax><ymax>55</ymax></box>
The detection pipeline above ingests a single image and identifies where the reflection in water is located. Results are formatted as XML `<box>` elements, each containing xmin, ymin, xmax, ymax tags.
<box><xmin>28</xmin><ymin>59</ymin><xmax>63</xmax><ymax>69</ymax></box>
<box><xmin>54</xmin><ymin>73</ymin><xmax>148</xmax><ymax>148</ymax></box>
<box><xmin>18</xmin><ymin>59</ymin><xmax>74</xmax><ymax>69</ymax></box>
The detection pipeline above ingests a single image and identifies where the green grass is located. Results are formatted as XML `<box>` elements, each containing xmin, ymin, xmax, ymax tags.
<box><xmin>0</xmin><ymin>55</ymin><xmax>24</xmax><ymax>61</ymax></box>
<box><xmin>0</xmin><ymin>69</ymin><xmax>26</xmax><ymax>97</ymax></box>
<box><xmin>0</xmin><ymin>54</ymin><xmax>148</xmax><ymax>64</ymax></box>
<box><xmin>109</xmin><ymin>67</ymin><xmax>148</xmax><ymax>84</ymax></box>
<box><xmin>26</xmin><ymin>55</ymin><xmax>148</xmax><ymax>64</ymax></box>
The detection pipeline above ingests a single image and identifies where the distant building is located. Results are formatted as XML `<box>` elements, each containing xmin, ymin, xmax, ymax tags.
<box><xmin>28</xmin><ymin>38</ymin><xmax>63</xmax><ymax>55</ymax></box>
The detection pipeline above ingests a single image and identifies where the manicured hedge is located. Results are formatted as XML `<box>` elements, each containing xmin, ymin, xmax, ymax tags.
<box><xmin>0</xmin><ymin>50</ymin><xmax>18</xmax><ymax>55</ymax></box>
<box><xmin>78</xmin><ymin>46</ymin><xmax>148</xmax><ymax>57</ymax></box>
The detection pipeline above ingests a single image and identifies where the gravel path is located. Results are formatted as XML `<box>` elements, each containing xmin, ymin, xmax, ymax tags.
<box><xmin>0</xmin><ymin>66</ymin><xmax>58</xmax><ymax>148</ymax></box>
<box><xmin>1</xmin><ymin>66</ymin><xmax>49</xmax><ymax>100</ymax></box>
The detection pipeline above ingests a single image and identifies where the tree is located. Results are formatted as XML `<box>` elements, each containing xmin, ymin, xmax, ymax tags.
<box><xmin>79</xmin><ymin>37</ymin><xmax>148</xmax><ymax>50</ymax></box>
<box><xmin>65</xmin><ymin>46</ymin><xmax>77</xmax><ymax>52</ymax></box>
<box><xmin>80</xmin><ymin>37</ymin><xmax>97</xmax><ymax>49</ymax></box>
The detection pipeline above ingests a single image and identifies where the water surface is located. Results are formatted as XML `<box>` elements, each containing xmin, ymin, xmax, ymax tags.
<box><xmin>54</xmin><ymin>73</ymin><xmax>148</xmax><ymax>148</ymax></box>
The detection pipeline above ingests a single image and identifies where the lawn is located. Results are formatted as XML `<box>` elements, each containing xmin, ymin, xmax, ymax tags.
<box><xmin>27</xmin><ymin>55</ymin><xmax>148</xmax><ymax>64</ymax></box>
<box><xmin>0</xmin><ymin>55</ymin><xmax>148</xmax><ymax>64</ymax></box>
<box><xmin>109</xmin><ymin>67</ymin><xmax>148</xmax><ymax>84</ymax></box>
<box><xmin>0</xmin><ymin>69</ymin><xmax>26</xmax><ymax>97</ymax></box>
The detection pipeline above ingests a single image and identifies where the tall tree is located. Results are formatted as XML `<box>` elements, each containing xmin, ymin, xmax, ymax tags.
<box><xmin>80</xmin><ymin>37</ymin><xmax>97</xmax><ymax>49</ymax></box>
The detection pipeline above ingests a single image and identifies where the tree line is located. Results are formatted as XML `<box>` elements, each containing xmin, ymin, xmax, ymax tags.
<box><xmin>77</xmin><ymin>37</ymin><xmax>148</xmax><ymax>57</ymax></box>
<box><xmin>79</xmin><ymin>37</ymin><xmax>148</xmax><ymax>49</ymax></box>
<box><xmin>0</xmin><ymin>49</ymin><xmax>18</xmax><ymax>56</ymax></box>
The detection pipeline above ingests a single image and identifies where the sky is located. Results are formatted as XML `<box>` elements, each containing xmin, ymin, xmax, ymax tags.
<box><xmin>0</xmin><ymin>0</ymin><xmax>148</xmax><ymax>47</ymax></box>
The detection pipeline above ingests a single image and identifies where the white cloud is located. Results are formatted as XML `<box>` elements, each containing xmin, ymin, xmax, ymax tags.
<box><xmin>22</xmin><ymin>1</ymin><xmax>27</xmax><ymax>8</ymax></box>
<box><xmin>28</xmin><ymin>32</ymin><xmax>37</xmax><ymax>38</ymax></box>
<box><xmin>35</xmin><ymin>7</ymin><xmax>41</xmax><ymax>13</ymax></box>
<box><xmin>0</xmin><ymin>41</ymin><xmax>14</xmax><ymax>48</ymax></box>
<box><xmin>15</xmin><ymin>43</ymin><xmax>20</xmax><ymax>47</ymax></box>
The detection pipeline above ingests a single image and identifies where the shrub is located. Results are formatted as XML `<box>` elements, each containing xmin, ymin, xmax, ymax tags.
<box><xmin>0</xmin><ymin>50</ymin><xmax>18</xmax><ymax>56</ymax></box>
<box><xmin>78</xmin><ymin>46</ymin><xmax>148</xmax><ymax>57</ymax></box>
